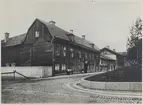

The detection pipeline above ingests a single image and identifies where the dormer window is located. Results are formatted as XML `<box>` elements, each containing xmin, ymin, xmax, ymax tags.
<box><xmin>35</xmin><ymin>31</ymin><xmax>40</xmax><ymax>38</ymax></box>
<box><xmin>67</xmin><ymin>34</ymin><xmax>74</xmax><ymax>42</ymax></box>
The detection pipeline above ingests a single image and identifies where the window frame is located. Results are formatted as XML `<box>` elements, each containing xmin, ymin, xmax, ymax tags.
<box><xmin>85</xmin><ymin>52</ymin><xmax>88</xmax><ymax>59</ymax></box>
<box><xmin>62</xmin><ymin>46</ymin><xmax>67</xmax><ymax>57</ymax></box>
<box><xmin>55</xmin><ymin>63</ymin><xmax>60</xmax><ymax>71</ymax></box>
<box><xmin>35</xmin><ymin>30</ymin><xmax>40</xmax><ymax>38</ymax></box>
<box><xmin>78</xmin><ymin>51</ymin><xmax>82</xmax><ymax>59</ymax></box>
<box><xmin>92</xmin><ymin>53</ymin><xmax>95</xmax><ymax>60</ymax></box>
<box><xmin>5</xmin><ymin>63</ymin><xmax>10</xmax><ymax>67</ymax></box>
<box><xmin>70</xmin><ymin>48</ymin><xmax>74</xmax><ymax>58</ymax></box>
<box><xmin>55</xmin><ymin>44</ymin><xmax>60</xmax><ymax>56</ymax></box>
<box><xmin>61</xmin><ymin>63</ymin><xmax>66</xmax><ymax>71</ymax></box>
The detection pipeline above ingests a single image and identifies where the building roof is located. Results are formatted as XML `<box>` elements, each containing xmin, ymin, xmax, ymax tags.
<box><xmin>100</xmin><ymin>47</ymin><xmax>122</xmax><ymax>56</ymax></box>
<box><xmin>1</xmin><ymin>33</ymin><xmax>26</xmax><ymax>47</ymax></box>
<box><xmin>74</xmin><ymin>35</ymin><xmax>100</xmax><ymax>51</ymax></box>
<box><xmin>1</xmin><ymin>18</ymin><xmax>100</xmax><ymax>52</ymax></box>
<box><xmin>38</xmin><ymin>19</ymin><xmax>100</xmax><ymax>52</ymax></box>
<box><xmin>38</xmin><ymin>19</ymin><xmax>70</xmax><ymax>41</ymax></box>
<box><xmin>100</xmin><ymin>55</ymin><xmax>115</xmax><ymax>61</ymax></box>
<box><xmin>117</xmin><ymin>52</ymin><xmax>127</xmax><ymax>56</ymax></box>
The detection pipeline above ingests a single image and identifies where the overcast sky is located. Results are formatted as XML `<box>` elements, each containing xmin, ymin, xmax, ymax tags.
<box><xmin>0</xmin><ymin>0</ymin><xmax>142</xmax><ymax>52</ymax></box>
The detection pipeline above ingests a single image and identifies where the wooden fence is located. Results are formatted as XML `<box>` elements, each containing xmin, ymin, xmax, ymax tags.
<box><xmin>1</xmin><ymin>70</ymin><xmax>29</xmax><ymax>80</ymax></box>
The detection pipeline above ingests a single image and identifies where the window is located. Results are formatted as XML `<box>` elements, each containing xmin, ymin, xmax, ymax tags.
<box><xmin>35</xmin><ymin>31</ymin><xmax>40</xmax><ymax>38</ymax></box>
<box><xmin>5</xmin><ymin>63</ymin><xmax>9</xmax><ymax>67</ymax></box>
<box><xmin>11</xmin><ymin>63</ymin><xmax>15</xmax><ymax>67</ymax></box>
<box><xmin>92</xmin><ymin>53</ymin><xmax>94</xmax><ymax>60</ymax></box>
<box><xmin>70</xmin><ymin>48</ymin><xmax>74</xmax><ymax>58</ymax></box>
<box><xmin>55</xmin><ymin>44</ymin><xmax>60</xmax><ymax>56</ymax></box>
<box><xmin>62</xmin><ymin>46</ymin><xmax>67</xmax><ymax>57</ymax></box>
<box><xmin>91</xmin><ymin>64</ymin><xmax>94</xmax><ymax>69</ymax></box>
<box><xmin>104</xmin><ymin>51</ymin><xmax>107</xmax><ymax>54</ymax></box>
<box><xmin>85</xmin><ymin>53</ymin><xmax>87</xmax><ymax>59</ymax></box>
<box><xmin>68</xmin><ymin>34</ymin><xmax>74</xmax><ymax>41</ymax></box>
<box><xmin>78</xmin><ymin>51</ymin><xmax>81</xmax><ymax>58</ymax></box>
<box><xmin>100</xmin><ymin>59</ymin><xmax>103</xmax><ymax>64</ymax></box>
<box><xmin>89</xmin><ymin>53</ymin><xmax>91</xmax><ymax>60</ymax></box>
<box><xmin>61</xmin><ymin>64</ymin><xmax>66</xmax><ymax>70</ymax></box>
<box><xmin>55</xmin><ymin>64</ymin><xmax>60</xmax><ymax>71</ymax></box>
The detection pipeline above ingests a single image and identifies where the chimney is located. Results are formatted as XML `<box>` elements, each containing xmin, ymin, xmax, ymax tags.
<box><xmin>70</xmin><ymin>29</ymin><xmax>73</xmax><ymax>34</ymax></box>
<box><xmin>49</xmin><ymin>20</ymin><xmax>56</xmax><ymax>25</ymax></box>
<box><xmin>106</xmin><ymin>45</ymin><xmax>110</xmax><ymax>49</ymax></box>
<box><xmin>82</xmin><ymin>35</ymin><xmax>85</xmax><ymax>39</ymax></box>
<box><xmin>4</xmin><ymin>32</ymin><xmax>9</xmax><ymax>42</ymax></box>
<box><xmin>113</xmin><ymin>49</ymin><xmax>116</xmax><ymax>52</ymax></box>
<box><xmin>90</xmin><ymin>43</ymin><xmax>94</xmax><ymax>48</ymax></box>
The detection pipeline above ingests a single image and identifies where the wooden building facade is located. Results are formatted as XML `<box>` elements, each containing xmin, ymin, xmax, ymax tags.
<box><xmin>100</xmin><ymin>47</ymin><xmax>125</xmax><ymax>69</ymax></box>
<box><xmin>99</xmin><ymin>55</ymin><xmax>116</xmax><ymax>72</ymax></box>
<box><xmin>1</xmin><ymin>19</ymin><xmax>100</xmax><ymax>76</ymax></box>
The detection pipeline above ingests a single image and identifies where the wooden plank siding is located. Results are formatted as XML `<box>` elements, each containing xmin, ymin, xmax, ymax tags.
<box><xmin>1</xmin><ymin>45</ymin><xmax>21</xmax><ymax>66</ymax></box>
<box><xmin>53</xmin><ymin>38</ymin><xmax>99</xmax><ymax>74</ymax></box>
<box><xmin>1</xmin><ymin>19</ymin><xmax>100</xmax><ymax>76</ymax></box>
<box><xmin>20</xmin><ymin>19</ymin><xmax>53</xmax><ymax>66</ymax></box>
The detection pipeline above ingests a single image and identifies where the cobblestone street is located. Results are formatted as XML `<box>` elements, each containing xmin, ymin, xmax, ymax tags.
<box><xmin>2</xmin><ymin>74</ymin><xmax>142</xmax><ymax>103</ymax></box>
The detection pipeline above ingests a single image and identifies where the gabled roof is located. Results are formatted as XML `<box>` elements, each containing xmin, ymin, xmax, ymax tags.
<box><xmin>38</xmin><ymin>19</ymin><xmax>100</xmax><ymax>52</ymax></box>
<box><xmin>100</xmin><ymin>55</ymin><xmax>115</xmax><ymax>61</ymax></box>
<box><xmin>117</xmin><ymin>52</ymin><xmax>127</xmax><ymax>56</ymax></box>
<box><xmin>74</xmin><ymin>35</ymin><xmax>100</xmax><ymax>51</ymax></box>
<box><xmin>1</xmin><ymin>18</ymin><xmax>100</xmax><ymax>52</ymax></box>
<box><xmin>100</xmin><ymin>47</ymin><xmax>122</xmax><ymax>56</ymax></box>
<box><xmin>38</xmin><ymin>19</ymin><xmax>70</xmax><ymax>41</ymax></box>
<box><xmin>1</xmin><ymin>33</ymin><xmax>26</xmax><ymax>47</ymax></box>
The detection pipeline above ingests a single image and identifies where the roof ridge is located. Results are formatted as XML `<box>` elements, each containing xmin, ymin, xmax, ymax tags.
<box><xmin>9</xmin><ymin>33</ymin><xmax>26</xmax><ymax>39</ymax></box>
<box><xmin>1</xmin><ymin>33</ymin><xmax>27</xmax><ymax>47</ymax></box>
<box><xmin>1</xmin><ymin>33</ymin><xmax>26</xmax><ymax>41</ymax></box>
<box><xmin>101</xmin><ymin>55</ymin><xmax>115</xmax><ymax>60</ymax></box>
<box><xmin>37</xmin><ymin>18</ymin><xmax>100</xmax><ymax>51</ymax></box>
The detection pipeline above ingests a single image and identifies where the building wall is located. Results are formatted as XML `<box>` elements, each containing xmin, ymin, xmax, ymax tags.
<box><xmin>99</xmin><ymin>58</ymin><xmax>115</xmax><ymax>71</ymax></box>
<box><xmin>116</xmin><ymin>55</ymin><xmax>124</xmax><ymax>67</ymax></box>
<box><xmin>24</xmin><ymin>19</ymin><xmax>52</xmax><ymax>44</ymax></box>
<box><xmin>101</xmin><ymin>50</ymin><xmax>125</xmax><ymax>68</ymax></box>
<box><xmin>1</xmin><ymin>66</ymin><xmax>53</xmax><ymax>78</ymax></box>
<box><xmin>53</xmin><ymin>39</ymin><xmax>99</xmax><ymax>74</ymax></box>
<box><xmin>101</xmin><ymin>51</ymin><xmax>116</xmax><ymax>60</ymax></box>
<box><xmin>1</xmin><ymin>19</ymin><xmax>100</xmax><ymax>77</ymax></box>
<box><xmin>1</xmin><ymin>45</ymin><xmax>21</xmax><ymax>66</ymax></box>
<box><xmin>1</xmin><ymin>67</ymin><xmax>40</xmax><ymax>78</ymax></box>
<box><xmin>20</xmin><ymin>19</ymin><xmax>53</xmax><ymax>66</ymax></box>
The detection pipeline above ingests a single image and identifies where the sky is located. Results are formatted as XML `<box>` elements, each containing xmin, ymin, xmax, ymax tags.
<box><xmin>0</xmin><ymin>0</ymin><xmax>142</xmax><ymax>52</ymax></box>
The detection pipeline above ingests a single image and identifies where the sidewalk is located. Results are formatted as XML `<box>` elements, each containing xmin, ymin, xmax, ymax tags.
<box><xmin>64</xmin><ymin>81</ymin><xmax>142</xmax><ymax>98</ymax></box>
<box><xmin>32</xmin><ymin>71</ymin><xmax>106</xmax><ymax>81</ymax></box>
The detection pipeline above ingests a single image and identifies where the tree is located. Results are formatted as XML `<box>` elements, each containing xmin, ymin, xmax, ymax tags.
<box><xmin>127</xmin><ymin>17</ymin><xmax>142</xmax><ymax>64</ymax></box>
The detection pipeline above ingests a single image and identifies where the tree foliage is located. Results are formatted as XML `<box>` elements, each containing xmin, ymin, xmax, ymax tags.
<box><xmin>127</xmin><ymin>17</ymin><xmax>142</xmax><ymax>64</ymax></box>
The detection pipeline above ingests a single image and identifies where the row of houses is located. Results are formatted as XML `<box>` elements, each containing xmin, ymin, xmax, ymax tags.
<box><xmin>1</xmin><ymin>19</ymin><xmax>125</xmax><ymax>77</ymax></box>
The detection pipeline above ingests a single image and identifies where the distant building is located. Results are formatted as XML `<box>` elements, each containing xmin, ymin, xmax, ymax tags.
<box><xmin>100</xmin><ymin>47</ymin><xmax>125</xmax><ymax>68</ymax></box>
<box><xmin>1</xmin><ymin>19</ymin><xmax>100</xmax><ymax>77</ymax></box>
<box><xmin>99</xmin><ymin>55</ymin><xmax>116</xmax><ymax>72</ymax></box>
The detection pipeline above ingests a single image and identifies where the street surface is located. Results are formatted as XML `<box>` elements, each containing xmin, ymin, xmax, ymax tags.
<box><xmin>2</xmin><ymin>74</ymin><xmax>142</xmax><ymax>103</ymax></box>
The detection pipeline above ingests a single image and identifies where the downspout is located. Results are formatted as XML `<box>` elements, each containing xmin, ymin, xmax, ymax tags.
<box><xmin>51</xmin><ymin>36</ymin><xmax>55</xmax><ymax>44</ymax></box>
<box><xmin>51</xmin><ymin>36</ymin><xmax>55</xmax><ymax>76</ymax></box>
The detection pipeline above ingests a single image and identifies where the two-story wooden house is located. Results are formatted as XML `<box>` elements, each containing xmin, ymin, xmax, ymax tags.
<box><xmin>99</xmin><ymin>55</ymin><xmax>116</xmax><ymax>72</ymax></box>
<box><xmin>100</xmin><ymin>47</ymin><xmax>125</xmax><ymax>69</ymax></box>
<box><xmin>1</xmin><ymin>19</ymin><xmax>100</xmax><ymax>77</ymax></box>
